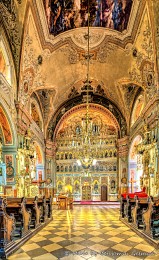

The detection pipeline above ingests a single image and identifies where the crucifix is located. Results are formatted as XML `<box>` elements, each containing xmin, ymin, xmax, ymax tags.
<box><xmin>129</xmin><ymin>177</ymin><xmax>136</xmax><ymax>193</ymax></box>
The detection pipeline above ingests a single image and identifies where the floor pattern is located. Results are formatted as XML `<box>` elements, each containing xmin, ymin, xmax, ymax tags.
<box><xmin>8</xmin><ymin>205</ymin><xmax>159</xmax><ymax>260</ymax></box>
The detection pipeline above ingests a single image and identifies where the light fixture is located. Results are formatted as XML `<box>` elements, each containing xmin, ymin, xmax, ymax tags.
<box><xmin>75</xmin><ymin>0</ymin><xmax>97</xmax><ymax>170</ymax></box>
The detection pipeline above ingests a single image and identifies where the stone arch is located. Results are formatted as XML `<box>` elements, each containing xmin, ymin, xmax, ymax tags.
<box><xmin>52</xmin><ymin>103</ymin><xmax>120</xmax><ymax>142</ymax></box>
<box><xmin>47</xmin><ymin>93</ymin><xmax>126</xmax><ymax>141</ymax></box>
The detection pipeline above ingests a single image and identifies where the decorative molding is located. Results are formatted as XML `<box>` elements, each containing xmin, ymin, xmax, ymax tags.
<box><xmin>0</xmin><ymin>1</ymin><xmax>21</xmax><ymax>75</ymax></box>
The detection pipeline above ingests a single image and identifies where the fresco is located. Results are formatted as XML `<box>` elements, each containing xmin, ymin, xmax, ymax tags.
<box><xmin>44</xmin><ymin>0</ymin><xmax>133</xmax><ymax>36</ymax></box>
<box><xmin>0</xmin><ymin>107</ymin><xmax>13</xmax><ymax>144</ymax></box>
<box><xmin>0</xmin><ymin>51</ymin><xmax>6</xmax><ymax>76</ymax></box>
<box><xmin>131</xmin><ymin>95</ymin><xmax>144</xmax><ymax>126</ymax></box>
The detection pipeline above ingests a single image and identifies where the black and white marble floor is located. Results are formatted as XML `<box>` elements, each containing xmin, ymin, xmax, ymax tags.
<box><xmin>8</xmin><ymin>205</ymin><xmax>159</xmax><ymax>259</ymax></box>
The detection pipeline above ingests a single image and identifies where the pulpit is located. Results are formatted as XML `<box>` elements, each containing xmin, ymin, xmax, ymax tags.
<box><xmin>58</xmin><ymin>195</ymin><xmax>67</xmax><ymax>209</ymax></box>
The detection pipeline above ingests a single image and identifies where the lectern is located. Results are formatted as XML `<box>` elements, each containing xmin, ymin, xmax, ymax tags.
<box><xmin>58</xmin><ymin>195</ymin><xmax>67</xmax><ymax>210</ymax></box>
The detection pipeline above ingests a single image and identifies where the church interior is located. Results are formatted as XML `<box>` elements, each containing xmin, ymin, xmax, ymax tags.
<box><xmin>1</xmin><ymin>0</ymin><xmax>159</xmax><ymax>259</ymax></box>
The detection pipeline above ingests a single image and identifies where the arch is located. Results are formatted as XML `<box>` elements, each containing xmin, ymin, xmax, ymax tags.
<box><xmin>53</xmin><ymin>103</ymin><xmax>120</xmax><ymax>141</ymax></box>
<box><xmin>128</xmin><ymin>135</ymin><xmax>143</xmax><ymax>193</ymax></box>
<box><xmin>47</xmin><ymin>93</ymin><xmax>126</xmax><ymax>141</ymax></box>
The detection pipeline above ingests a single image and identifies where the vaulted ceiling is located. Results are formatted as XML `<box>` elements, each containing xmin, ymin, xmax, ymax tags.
<box><xmin>1</xmin><ymin>0</ymin><xmax>157</xmax><ymax>138</ymax></box>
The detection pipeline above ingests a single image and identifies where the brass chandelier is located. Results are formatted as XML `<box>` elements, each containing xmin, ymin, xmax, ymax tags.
<box><xmin>76</xmin><ymin>0</ymin><xmax>97</xmax><ymax>170</ymax></box>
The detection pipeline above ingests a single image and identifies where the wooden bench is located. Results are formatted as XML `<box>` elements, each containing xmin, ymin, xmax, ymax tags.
<box><xmin>132</xmin><ymin>196</ymin><xmax>148</xmax><ymax>228</ymax></box>
<box><xmin>0</xmin><ymin>197</ymin><xmax>15</xmax><ymax>248</ymax></box>
<box><xmin>120</xmin><ymin>191</ymin><xmax>148</xmax><ymax>221</ymax></box>
<box><xmin>46</xmin><ymin>196</ymin><xmax>52</xmax><ymax>218</ymax></box>
<box><xmin>143</xmin><ymin>196</ymin><xmax>159</xmax><ymax>238</ymax></box>
<box><xmin>4</xmin><ymin>197</ymin><xmax>31</xmax><ymax>238</ymax></box>
<box><xmin>37</xmin><ymin>196</ymin><xmax>47</xmax><ymax>222</ymax></box>
<box><xmin>25</xmin><ymin>196</ymin><xmax>41</xmax><ymax>228</ymax></box>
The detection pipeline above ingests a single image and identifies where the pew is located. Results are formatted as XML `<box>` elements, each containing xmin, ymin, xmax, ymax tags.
<box><xmin>120</xmin><ymin>190</ymin><xmax>148</xmax><ymax>219</ymax></box>
<box><xmin>0</xmin><ymin>196</ymin><xmax>53</xmax><ymax>259</ymax></box>
<box><xmin>25</xmin><ymin>196</ymin><xmax>41</xmax><ymax>228</ymax></box>
<box><xmin>37</xmin><ymin>196</ymin><xmax>47</xmax><ymax>222</ymax></box>
<box><xmin>46</xmin><ymin>195</ymin><xmax>52</xmax><ymax>218</ymax></box>
<box><xmin>132</xmin><ymin>196</ymin><xmax>148</xmax><ymax>228</ymax></box>
<box><xmin>143</xmin><ymin>196</ymin><xmax>159</xmax><ymax>238</ymax></box>
<box><xmin>0</xmin><ymin>197</ymin><xmax>15</xmax><ymax>247</ymax></box>
<box><xmin>4</xmin><ymin>197</ymin><xmax>31</xmax><ymax>238</ymax></box>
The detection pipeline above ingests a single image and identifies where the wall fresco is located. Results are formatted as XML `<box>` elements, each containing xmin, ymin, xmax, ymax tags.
<box><xmin>0</xmin><ymin>107</ymin><xmax>13</xmax><ymax>145</ymax></box>
<box><xmin>44</xmin><ymin>0</ymin><xmax>133</xmax><ymax>36</ymax></box>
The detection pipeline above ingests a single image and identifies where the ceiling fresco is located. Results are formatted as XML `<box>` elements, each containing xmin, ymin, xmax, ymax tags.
<box><xmin>17</xmin><ymin>0</ymin><xmax>157</xmax><ymax>138</ymax></box>
<box><xmin>44</xmin><ymin>0</ymin><xmax>133</xmax><ymax>36</ymax></box>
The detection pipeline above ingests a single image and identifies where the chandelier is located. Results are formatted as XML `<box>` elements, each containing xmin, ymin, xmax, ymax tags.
<box><xmin>76</xmin><ymin>0</ymin><xmax>97</xmax><ymax>170</ymax></box>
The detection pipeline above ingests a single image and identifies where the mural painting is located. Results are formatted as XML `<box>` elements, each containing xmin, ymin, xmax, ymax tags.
<box><xmin>36</xmin><ymin>145</ymin><xmax>43</xmax><ymax>164</ymax></box>
<box><xmin>5</xmin><ymin>155</ymin><xmax>14</xmax><ymax>183</ymax></box>
<box><xmin>129</xmin><ymin>136</ymin><xmax>143</xmax><ymax>193</ymax></box>
<box><xmin>44</xmin><ymin>0</ymin><xmax>133</xmax><ymax>36</ymax></box>
<box><xmin>0</xmin><ymin>50</ymin><xmax>6</xmax><ymax>76</ymax></box>
<box><xmin>0</xmin><ymin>107</ymin><xmax>13</xmax><ymax>145</ymax></box>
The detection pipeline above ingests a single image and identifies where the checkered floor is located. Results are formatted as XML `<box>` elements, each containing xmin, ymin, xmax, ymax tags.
<box><xmin>8</xmin><ymin>205</ymin><xmax>159</xmax><ymax>259</ymax></box>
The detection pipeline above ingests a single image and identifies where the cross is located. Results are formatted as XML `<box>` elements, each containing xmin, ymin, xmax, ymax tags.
<box><xmin>129</xmin><ymin>177</ymin><xmax>136</xmax><ymax>193</ymax></box>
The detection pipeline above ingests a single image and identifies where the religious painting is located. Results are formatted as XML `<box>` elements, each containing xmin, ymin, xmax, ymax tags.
<box><xmin>38</xmin><ymin>170</ymin><xmax>43</xmax><ymax>181</ymax></box>
<box><xmin>131</xmin><ymin>95</ymin><xmax>144</xmax><ymax>126</ymax></box>
<box><xmin>5</xmin><ymin>155</ymin><xmax>14</xmax><ymax>167</ymax></box>
<box><xmin>5</xmin><ymin>155</ymin><xmax>14</xmax><ymax>182</ymax></box>
<box><xmin>44</xmin><ymin>0</ymin><xmax>133</xmax><ymax>36</ymax></box>
<box><xmin>0</xmin><ymin>107</ymin><xmax>13</xmax><ymax>145</ymax></box>
<box><xmin>0</xmin><ymin>50</ymin><xmax>6</xmax><ymax>76</ymax></box>
<box><xmin>36</xmin><ymin>145</ymin><xmax>43</xmax><ymax>164</ymax></box>
<box><xmin>31</xmin><ymin>103</ymin><xmax>42</xmax><ymax>130</ymax></box>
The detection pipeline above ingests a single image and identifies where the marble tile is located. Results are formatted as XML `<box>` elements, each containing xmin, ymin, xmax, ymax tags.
<box><xmin>111</xmin><ymin>244</ymin><xmax>132</xmax><ymax>252</ymax></box>
<box><xmin>21</xmin><ymin>243</ymin><xmax>40</xmax><ymax>252</ymax></box>
<box><xmin>8</xmin><ymin>253</ymin><xmax>31</xmax><ymax>259</ymax></box>
<box><xmin>65</xmin><ymin>243</ymin><xmax>86</xmax><ymax>252</ymax></box>
<box><xmin>43</xmin><ymin>243</ymin><xmax>62</xmax><ymax>252</ymax></box>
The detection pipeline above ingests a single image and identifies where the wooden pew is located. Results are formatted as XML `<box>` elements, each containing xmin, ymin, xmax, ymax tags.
<box><xmin>132</xmin><ymin>196</ymin><xmax>148</xmax><ymax>228</ymax></box>
<box><xmin>120</xmin><ymin>194</ymin><xmax>127</xmax><ymax>218</ymax></box>
<box><xmin>4</xmin><ymin>197</ymin><xmax>31</xmax><ymax>238</ymax></box>
<box><xmin>37</xmin><ymin>196</ymin><xmax>47</xmax><ymax>222</ymax></box>
<box><xmin>0</xmin><ymin>197</ymin><xmax>15</xmax><ymax>250</ymax></box>
<box><xmin>46</xmin><ymin>196</ymin><xmax>52</xmax><ymax>218</ymax></box>
<box><xmin>143</xmin><ymin>196</ymin><xmax>159</xmax><ymax>238</ymax></box>
<box><xmin>25</xmin><ymin>196</ymin><xmax>41</xmax><ymax>228</ymax></box>
<box><xmin>120</xmin><ymin>191</ymin><xmax>148</xmax><ymax>219</ymax></box>
<box><xmin>126</xmin><ymin>195</ymin><xmax>136</xmax><ymax>222</ymax></box>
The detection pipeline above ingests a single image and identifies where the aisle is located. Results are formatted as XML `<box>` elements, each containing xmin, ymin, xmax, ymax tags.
<box><xmin>8</xmin><ymin>205</ymin><xmax>158</xmax><ymax>259</ymax></box>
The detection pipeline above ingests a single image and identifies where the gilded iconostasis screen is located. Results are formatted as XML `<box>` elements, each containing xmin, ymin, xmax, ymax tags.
<box><xmin>44</xmin><ymin>0</ymin><xmax>133</xmax><ymax>35</ymax></box>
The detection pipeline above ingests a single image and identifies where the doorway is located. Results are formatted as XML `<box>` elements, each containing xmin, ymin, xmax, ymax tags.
<box><xmin>82</xmin><ymin>185</ymin><xmax>91</xmax><ymax>201</ymax></box>
<box><xmin>101</xmin><ymin>185</ymin><xmax>107</xmax><ymax>201</ymax></box>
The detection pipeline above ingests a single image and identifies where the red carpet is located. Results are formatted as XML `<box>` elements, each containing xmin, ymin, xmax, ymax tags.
<box><xmin>80</xmin><ymin>201</ymin><xmax>92</xmax><ymax>205</ymax></box>
<box><xmin>74</xmin><ymin>201</ymin><xmax>120</xmax><ymax>205</ymax></box>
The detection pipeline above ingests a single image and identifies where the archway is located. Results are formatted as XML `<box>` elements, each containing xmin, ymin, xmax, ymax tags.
<box><xmin>129</xmin><ymin>135</ymin><xmax>143</xmax><ymax>193</ymax></box>
<box><xmin>53</xmin><ymin>103</ymin><xmax>120</xmax><ymax>201</ymax></box>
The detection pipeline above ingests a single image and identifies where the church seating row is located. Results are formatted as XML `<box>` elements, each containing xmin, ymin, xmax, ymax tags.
<box><xmin>120</xmin><ymin>192</ymin><xmax>159</xmax><ymax>239</ymax></box>
<box><xmin>0</xmin><ymin>196</ymin><xmax>52</xmax><ymax>258</ymax></box>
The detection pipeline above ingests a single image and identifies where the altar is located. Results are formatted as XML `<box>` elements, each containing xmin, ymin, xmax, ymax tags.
<box><xmin>58</xmin><ymin>195</ymin><xmax>73</xmax><ymax>210</ymax></box>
